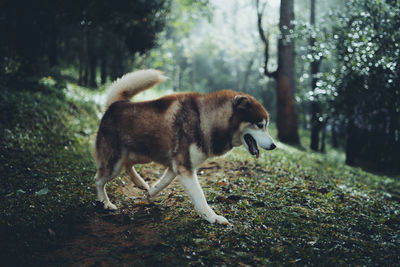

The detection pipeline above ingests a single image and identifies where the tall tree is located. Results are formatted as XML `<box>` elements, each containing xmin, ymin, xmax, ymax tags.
<box><xmin>309</xmin><ymin>0</ymin><xmax>322</xmax><ymax>151</ymax></box>
<box><xmin>256</xmin><ymin>0</ymin><xmax>300</xmax><ymax>145</ymax></box>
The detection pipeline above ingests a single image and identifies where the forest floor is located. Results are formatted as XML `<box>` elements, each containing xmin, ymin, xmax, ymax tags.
<box><xmin>35</xmin><ymin>159</ymin><xmax>237</xmax><ymax>266</ymax></box>
<box><xmin>1</xmin><ymin>81</ymin><xmax>400</xmax><ymax>266</ymax></box>
<box><xmin>31</xmin><ymin>150</ymin><xmax>400</xmax><ymax>266</ymax></box>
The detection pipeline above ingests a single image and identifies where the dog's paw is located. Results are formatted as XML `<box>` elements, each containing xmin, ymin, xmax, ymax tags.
<box><xmin>104</xmin><ymin>202</ymin><xmax>117</xmax><ymax>210</ymax></box>
<box><xmin>207</xmin><ymin>215</ymin><xmax>231</xmax><ymax>226</ymax></box>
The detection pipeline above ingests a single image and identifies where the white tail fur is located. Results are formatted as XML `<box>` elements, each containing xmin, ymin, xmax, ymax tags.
<box><xmin>104</xmin><ymin>69</ymin><xmax>166</xmax><ymax>109</ymax></box>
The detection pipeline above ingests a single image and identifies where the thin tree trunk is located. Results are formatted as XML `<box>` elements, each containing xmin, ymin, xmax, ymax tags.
<box><xmin>78</xmin><ymin>57</ymin><xmax>83</xmax><ymax>85</ymax></box>
<box><xmin>100</xmin><ymin>57</ymin><xmax>107</xmax><ymax>84</ymax></box>
<box><xmin>87</xmin><ymin>30</ymin><xmax>97</xmax><ymax>87</ymax></box>
<box><xmin>331</xmin><ymin>122</ymin><xmax>339</xmax><ymax>148</ymax></box>
<box><xmin>309</xmin><ymin>0</ymin><xmax>322</xmax><ymax>151</ymax></box>
<box><xmin>276</xmin><ymin>0</ymin><xmax>300</xmax><ymax>145</ymax></box>
<box><xmin>88</xmin><ymin>52</ymin><xmax>97</xmax><ymax>87</ymax></box>
<box><xmin>241</xmin><ymin>56</ymin><xmax>255</xmax><ymax>91</ymax></box>
<box><xmin>319</xmin><ymin>118</ymin><xmax>327</xmax><ymax>153</ymax></box>
<box><xmin>80</xmin><ymin>28</ymin><xmax>89</xmax><ymax>86</ymax></box>
<box><xmin>48</xmin><ymin>27</ymin><xmax>58</xmax><ymax>68</ymax></box>
<box><xmin>345</xmin><ymin>120</ymin><xmax>357</xmax><ymax>166</ymax></box>
<box><xmin>256</xmin><ymin>0</ymin><xmax>300</xmax><ymax>145</ymax></box>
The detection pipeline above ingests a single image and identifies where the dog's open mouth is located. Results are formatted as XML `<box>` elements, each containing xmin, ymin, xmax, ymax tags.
<box><xmin>244</xmin><ymin>134</ymin><xmax>259</xmax><ymax>158</ymax></box>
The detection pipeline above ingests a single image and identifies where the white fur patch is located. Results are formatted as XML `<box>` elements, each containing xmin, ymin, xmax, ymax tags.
<box><xmin>189</xmin><ymin>144</ymin><xmax>206</xmax><ymax>168</ymax></box>
<box><xmin>105</xmin><ymin>69</ymin><xmax>166</xmax><ymax>109</ymax></box>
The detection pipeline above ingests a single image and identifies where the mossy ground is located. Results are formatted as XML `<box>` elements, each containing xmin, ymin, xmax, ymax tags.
<box><xmin>0</xmin><ymin>81</ymin><xmax>399</xmax><ymax>266</ymax></box>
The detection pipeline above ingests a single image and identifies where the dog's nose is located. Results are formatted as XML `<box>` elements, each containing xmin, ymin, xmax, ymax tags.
<box><xmin>270</xmin><ymin>143</ymin><xmax>276</xmax><ymax>150</ymax></box>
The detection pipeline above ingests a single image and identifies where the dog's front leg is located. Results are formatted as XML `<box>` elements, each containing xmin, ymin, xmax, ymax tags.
<box><xmin>178</xmin><ymin>170</ymin><xmax>230</xmax><ymax>225</ymax></box>
<box><xmin>147</xmin><ymin>168</ymin><xmax>176</xmax><ymax>199</ymax></box>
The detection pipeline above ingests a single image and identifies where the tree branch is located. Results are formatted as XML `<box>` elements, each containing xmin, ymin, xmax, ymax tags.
<box><xmin>256</xmin><ymin>0</ymin><xmax>277</xmax><ymax>80</ymax></box>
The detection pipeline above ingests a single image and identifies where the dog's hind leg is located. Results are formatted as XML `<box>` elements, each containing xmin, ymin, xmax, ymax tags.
<box><xmin>95</xmin><ymin>173</ymin><xmax>117</xmax><ymax>210</ymax></box>
<box><xmin>147</xmin><ymin>168</ymin><xmax>176</xmax><ymax>199</ymax></box>
<box><xmin>177</xmin><ymin>168</ymin><xmax>230</xmax><ymax>225</ymax></box>
<box><xmin>94</xmin><ymin>156</ymin><xmax>125</xmax><ymax>210</ymax></box>
<box><xmin>125</xmin><ymin>163</ymin><xmax>150</xmax><ymax>191</ymax></box>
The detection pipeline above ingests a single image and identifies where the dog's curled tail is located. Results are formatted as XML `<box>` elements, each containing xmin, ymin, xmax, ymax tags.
<box><xmin>104</xmin><ymin>69</ymin><xmax>166</xmax><ymax>109</ymax></box>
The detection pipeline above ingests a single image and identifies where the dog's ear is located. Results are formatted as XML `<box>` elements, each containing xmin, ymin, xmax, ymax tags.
<box><xmin>233</xmin><ymin>95</ymin><xmax>250</xmax><ymax>110</ymax></box>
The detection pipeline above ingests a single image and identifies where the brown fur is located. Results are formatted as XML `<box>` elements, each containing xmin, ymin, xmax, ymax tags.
<box><xmin>93</xmin><ymin>70</ymin><xmax>273</xmax><ymax>222</ymax></box>
<box><xmin>96</xmin><ymin>90</ymin><xmax>268</xmax><ymax>171</ymax></box>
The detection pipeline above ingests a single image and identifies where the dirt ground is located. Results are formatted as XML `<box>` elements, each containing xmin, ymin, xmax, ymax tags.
<box><xmin>35</xmin><ymin>159</ymin><xmax>235</xmax><ymax>266</ymax></box>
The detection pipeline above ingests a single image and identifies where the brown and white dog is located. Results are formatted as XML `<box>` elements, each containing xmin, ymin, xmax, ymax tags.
<box><xmin>94</xmin><ymin>69</ymin><xmax>276</xmax><ymax>225</ymax></box>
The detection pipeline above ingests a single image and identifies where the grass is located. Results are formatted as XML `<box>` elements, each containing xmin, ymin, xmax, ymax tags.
<box><xmin>150</xmin><ymin>146</ymin><xmax>400</xmax><ymax>265</ymax></box>
<box><xmin>0</xmin><ymin>77</ymin><xmax>99</xmax><ymax>263</ymax></box>
<box><xmin>0</xmin><ymin>80</ymin><xmax>399</xmax><ymax>265</ymax></box>
<box><xmin>121</xmin><ymin>141</ymin><xmax>399</xmax><ymax>266</ymax></box>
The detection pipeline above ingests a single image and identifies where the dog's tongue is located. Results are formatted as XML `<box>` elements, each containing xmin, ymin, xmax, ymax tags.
<box><xmin>244</xmin><ymin>134</ymin><xmax>259</xmax><ymax>158</ymax></box>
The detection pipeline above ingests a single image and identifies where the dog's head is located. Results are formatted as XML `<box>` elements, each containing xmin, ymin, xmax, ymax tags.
<box><xmin>232</xmin><ymin>95</ymin><xmax>276</xmax><ymax>158</ymax></box>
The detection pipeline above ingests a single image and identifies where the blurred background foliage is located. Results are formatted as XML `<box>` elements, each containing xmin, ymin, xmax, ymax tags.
<box><xmin>0</xmin><ymin>0</ymin><xmax>399</xmax><ymax>173</ymax></box>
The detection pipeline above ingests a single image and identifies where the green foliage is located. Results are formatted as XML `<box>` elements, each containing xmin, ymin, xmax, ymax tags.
<box><xmin>169</xmin><ymin>0</ymin><xmax>212</xmax><ymax>33</ymax></box>
<box><xmin>294</xmin><ymin>0</ymin><xmax>400</xmax><ymax>171</ymax></box>
<box><xmin>326</xmin><ymin>0</ymin><xmax>400</xmax><ymax>171</ymax></box>
<box><xmin>330</xmin><ymin>0</ymin><xmax>400</xmax><ymax>116</ymax></box>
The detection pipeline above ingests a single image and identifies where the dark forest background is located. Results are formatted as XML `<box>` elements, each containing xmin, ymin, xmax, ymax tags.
<box><xmin>1</xmin><ymin>0</ymin><xmax>399</xmax><ymax>173</ymax></box>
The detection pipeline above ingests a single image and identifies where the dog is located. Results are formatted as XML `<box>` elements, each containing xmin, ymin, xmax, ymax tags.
<box><xmin>94</xmin><ymin>69</ymin><xmax>276</xmax><ymax>225</ymax></box>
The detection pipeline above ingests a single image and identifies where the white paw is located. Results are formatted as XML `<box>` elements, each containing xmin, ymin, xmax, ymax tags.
<box><xmin>145</xmin><ymin>190</ymin><xmax>154</xmax><ymax>203</ymax></box>
<box><xmin>104</xmin><ymin>202</ymin><xmax>117</xmax><ymax>210</ymax></box>
<box><xmin>206</xmin><ymin>214</ymin><xmax>231</xmax><ymax>226</ymax></box>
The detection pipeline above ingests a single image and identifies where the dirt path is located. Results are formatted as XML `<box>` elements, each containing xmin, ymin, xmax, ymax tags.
<box><xmin>36</xmin><ymin>159</ymin><xmax>239</xmax><ymax>266</ymax></box>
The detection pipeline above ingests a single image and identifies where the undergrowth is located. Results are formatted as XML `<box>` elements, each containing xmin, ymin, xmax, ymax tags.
<box><xmin>0</xmin><ymin>78</ymin><xmax>99</xmax><ymax>263</ymax></box>
<box><xmin>152</xmin><ymin>147</ymin><xmax>400</xmax><ymax>266</ymax></box>
<box><xmin>0</xmin><ymin>80</ymin><xmax>399</xmax><ymax>266</ymax></box>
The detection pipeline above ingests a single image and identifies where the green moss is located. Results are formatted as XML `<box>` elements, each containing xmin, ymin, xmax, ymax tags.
<box><xmin>0</xmin><ymin>81</ymin><xmax>99</xmax><ymax>260</ymax></box>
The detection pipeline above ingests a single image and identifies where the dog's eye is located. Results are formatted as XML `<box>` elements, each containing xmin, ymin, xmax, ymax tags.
<box><xmin>256</xmin><ymin>123</ymin><xmax>264</xmax><ymax>129</ymax></box>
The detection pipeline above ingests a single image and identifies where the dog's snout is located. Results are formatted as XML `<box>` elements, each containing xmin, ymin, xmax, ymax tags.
<box><xmin>270</xmin><ymin>143</ymin><xmax>276</xmax><ymax>150</ymax></box>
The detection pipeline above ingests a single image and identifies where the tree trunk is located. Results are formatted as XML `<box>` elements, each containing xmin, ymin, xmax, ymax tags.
<box><xmin>79</xmin><ymin>28</ymin><xmax>89</xmax><ymax>86</ymax></box>
<box><xmin>345</xmin><ymin>120</ymin><xmax>357</xmax><ymax>166</ymax></box>
<box><xmin>88</xmin><ymin>52</ymin><xmax>97</xmax><ymax>87</ymax></box>
<box><xmin>110</xmin><ymin>47</ymin><xmax>126</xmax><ymax>81</ymax></box>
<box><xmin>331</xmin><ymin>122</ymin><xmax>339</xmax><ymax>148</ymax></box>
<box><xmin>14</xmin><ymin>3</ymin><xmax>39</xmax><ymax>80</ymax></box>
<box><xmin>319</xmin><ymin>118</ymin><xmax>327</xmax><ymax>153</ymax></box>
<box><xmin>100</xmin><ymin>57</ymin><xmax>107</xmax><ymax>84</ymax></box>
<box><xmin>241</xmin><ymin>56</ymin><xmax>255</xmax><ymax>92</ymax></box>
<box><xmin>87</xmin><ymin>30</ymin><xmax>97</xmax><ymax>87</ymax></box>
<box><xmin>256</xmin><ymin>0</ymin><xmax>300</xmax><ymax>145</ymax></box>
<box><xmin>276</xmin><ymin>0</ymin><xmax>300</xmax><ymax>145</ymax></box>
<box><xmin>309</xmin><ymin>0</ymin><xmax>322</xmax><ymax>151</ymax></box>
<box><xmin>48</xmin><ymin>18</ymin><xmax>58</xmax><ymax>68</ymax></box>
<box><xmin>310</xmin><ymin>98</ymin><xmax>321</xmax><ymax>150</ymax></box>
